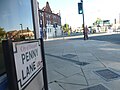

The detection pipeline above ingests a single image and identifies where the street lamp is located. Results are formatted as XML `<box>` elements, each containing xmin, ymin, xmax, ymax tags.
<box><xmin>20</xmin><ymin>24</ymin><xmax>23</xmax><ymax>36</ymax></box>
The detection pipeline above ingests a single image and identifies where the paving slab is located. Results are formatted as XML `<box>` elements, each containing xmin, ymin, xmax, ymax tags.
<box><xmin>47</xmin><ymin>70</ymin><xmax>65</xmax><ymax>83</ymax></box>
<box><xmin>54</xmin><ymin>64</ymin><xmax>83</xmax><ymax>77</ymax></box>
<box><xmin>48</xmin><ymin>82</ymin><xmax>64</xmax><ymax>90</ymax></box>
<box><xmin>104</xmin><ymin>80</ymin><xmax>120</xmax><ymax>90</ymax></box>
<box><xmin>82</xmin><ymin>61</ymin><xmax>106</xmax><ymax>70</ymax></box>
<box><xmin>58</xmin><ymin>83</ymin><xmax>87</xmax><ymax>90</ymax></box>
<box><xmin>80</xmin><ymin>84</ymin><xmax>109</xmax><ymax>90</ymax></box>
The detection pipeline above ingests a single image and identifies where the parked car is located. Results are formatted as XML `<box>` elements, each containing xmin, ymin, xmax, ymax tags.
<box><xmin>90</xmin><ymin>29</ymin><xmax>97</xmax><ymax>33</ymax></box>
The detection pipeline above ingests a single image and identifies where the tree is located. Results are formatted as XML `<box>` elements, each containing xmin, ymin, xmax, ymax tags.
<box><xmin>0</xmin><ymin>27</ymin><xmax>6</xmax><ymax>40</ymax></box>
<box><xmin>62</xmin><ymin>24</ymin><xmax>70</xmax><ymax>33</ymax></box>
<box><xmin>95</xmin><ymin>18</ymin><xmax>102</xmax><ymax>25</ymax></box>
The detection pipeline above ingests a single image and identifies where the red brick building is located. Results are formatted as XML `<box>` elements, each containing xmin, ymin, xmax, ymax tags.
<box><xmin>39</xmin><ymin>2</ymin><xmax>62</xmax><ymax>39</ymax></box>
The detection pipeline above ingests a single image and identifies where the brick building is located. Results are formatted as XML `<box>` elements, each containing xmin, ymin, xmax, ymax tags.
<box><xmin>39</xmin><ymin>2</ymin><xmax>62</xmax><ymax>39</ymax></box>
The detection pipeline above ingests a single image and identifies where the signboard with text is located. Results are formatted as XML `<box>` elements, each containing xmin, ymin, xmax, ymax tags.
<box><xmin>13</xmin><ymin>40</ymin><xmax>43</xmax><ymax>89</ymax></box>
<box><xmin>2</xmin><ymin>39</ymin><xmax>47</xmax><ymax>90</ymax></box>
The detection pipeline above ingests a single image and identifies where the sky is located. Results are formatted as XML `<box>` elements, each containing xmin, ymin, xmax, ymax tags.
<box><xmin>38</xmin><ymin>0</ymin><xmax>120</xmax><ymax>28</ymax></box>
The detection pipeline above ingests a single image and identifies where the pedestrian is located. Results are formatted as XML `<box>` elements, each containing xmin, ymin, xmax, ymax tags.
<box><xmin>84</xmin><ymin>25</ymin><xmax>89</xmax><ymax>40</ymax></box>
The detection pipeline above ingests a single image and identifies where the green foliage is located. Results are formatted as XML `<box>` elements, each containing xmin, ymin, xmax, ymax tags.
<box><xmin>93</xmin><ymin>18</ymin><xmax>102</xmax><ymax>26</ymax></box>
<box><xmin>62</xmin><ymin>24</ymin><xmax>70</xmax><ymax>33</ymax></box>
<box><xmin>0</xmin><ymin>27</ymin><xmax>6</xmax><ymax>40</ymax></box>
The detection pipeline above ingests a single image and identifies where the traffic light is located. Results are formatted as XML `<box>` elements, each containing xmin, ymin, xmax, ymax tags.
<box><xmin>78</xmin><ymin>3</ymin><xmax>83</xmax><ymax>14</ymax></box>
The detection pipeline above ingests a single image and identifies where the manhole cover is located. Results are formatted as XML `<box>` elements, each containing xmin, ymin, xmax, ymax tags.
<box><xmin>75</xmin><ymin>62</ymin><xmax>89</xmax><ymax>66</ymax></box>
<box><xmin>62</xmin><ymin>54</ymin><xmax>77</xmax><ymax>58</ymax></box>
<box><xmin>80</xmin><ymin>84</ymin><xmax>108</xmax><ymax>90</ymax></box>
<box><xmin>94</xmin><ymin>69</ymin><xmax>120</xmax><ymax>81</ymax></box>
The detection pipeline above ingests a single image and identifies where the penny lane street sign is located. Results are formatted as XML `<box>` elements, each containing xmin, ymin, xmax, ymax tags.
<box><xmin>13</xmin><ymin>40</ymin><xmax>43</xmax><ymax>89</ymax></box>
<box><xmin>2</xmin><ymin>39</ymin><xmax>46</xmax><ymax>90</ymax></box>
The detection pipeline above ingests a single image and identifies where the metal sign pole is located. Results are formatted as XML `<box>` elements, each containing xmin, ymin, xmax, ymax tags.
<box><xmin>40</xmin><ymin>38</ymin><xmax>48</xmax><ymax>90</ymax></box>
<box><xmin>32</xmin><ymin>0</ymin><xmax>48</xmax><ymax>89</ymax></box>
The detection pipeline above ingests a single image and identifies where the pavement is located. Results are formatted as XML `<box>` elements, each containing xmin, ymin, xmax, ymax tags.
<box><xmin>44</xmin><ymin>32</ymin><xmax>120</xmax><ymax>90</ymax></box>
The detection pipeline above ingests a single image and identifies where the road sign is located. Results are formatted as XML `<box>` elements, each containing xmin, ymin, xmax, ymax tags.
<box><xmin>13</xmin><ymin>40</ymin><xmax>43</xmax><ymax>89</ymax></box>
<box><xmin>2</xmin><ymin>39</ymin><xmax>47</xmax><ymax>90</ymax></box>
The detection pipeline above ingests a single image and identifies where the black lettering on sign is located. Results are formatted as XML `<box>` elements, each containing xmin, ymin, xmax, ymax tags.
<box><xmin>21</xmin><ymin>54</ymin><xmax>25</xmax><ymax>64</ymax></box>
<box><xmin>26</xmin><ymin>66</ymin><xmax>30</xmax><ymax>78</ymax></box>
<box><xmin>28</xmin><ymin>49</ymin><xmax>38</xmax><ymax>61</ymax></box>
<box><xmin>22</xmin><ymin>70</ymin><xmax>26</xmax><ymax>80</ymax></box>
<box><xmin>26</xmin><ymin>52</ymin><xmax>29</xmax><ymax>62</ymax></box>
<box><xmin>21</xmin><ymin>61</ymin><xmax>37</xmax><ymax>81</ymax></box>
<box><xmin>21</xmin><ymin>49</ymin><xmax>38</xmax><ymax>64</ymax></box>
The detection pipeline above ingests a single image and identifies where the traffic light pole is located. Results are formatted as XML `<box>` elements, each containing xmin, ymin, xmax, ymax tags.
<box><xmin>81</xmin><ymin>0</ymin><xmax>86</xmax><ymax>40</ymax></box>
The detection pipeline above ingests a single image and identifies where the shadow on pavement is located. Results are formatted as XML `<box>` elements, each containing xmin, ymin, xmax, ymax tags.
<box><xmin>45</xmin><ymin>53</ymin><xmax>89</xmax><ymax>66</ymax></box>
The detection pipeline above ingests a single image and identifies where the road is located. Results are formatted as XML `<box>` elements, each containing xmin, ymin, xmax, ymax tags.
<box><xmin>89</xmin><ymin>33</ymin><xmax>120</xmax><ymax>45</ymax></box>
<box><xmin>67</xmin><ymin>33</ymin><xmax>120</xmax><ymax>45</ymax></box>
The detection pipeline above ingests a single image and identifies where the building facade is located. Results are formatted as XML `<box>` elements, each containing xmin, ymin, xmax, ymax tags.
<box><xmin>39</xmin><ymin>2</ymin><xmax>62</xmax><ymax>39</ymax></box>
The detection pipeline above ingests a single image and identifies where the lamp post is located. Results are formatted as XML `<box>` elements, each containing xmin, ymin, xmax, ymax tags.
<box><xmin>20</xmin><ymin>24</ymin><xmax>23</xmax><ymax>36</ymax></box>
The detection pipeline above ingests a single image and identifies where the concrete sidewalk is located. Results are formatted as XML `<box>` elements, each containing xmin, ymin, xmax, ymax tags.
<box><xmin>44</xmin><ymin>32</ymin><xmax>117</xmax><ymax>41</ymax></box>
<box><xmin>44</xmin><ymin>33</ymin><xmax>120</xmax><ymax>90</ymax></box>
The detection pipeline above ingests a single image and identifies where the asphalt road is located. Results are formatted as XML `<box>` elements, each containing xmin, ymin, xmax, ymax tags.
<box><xmin>89</xmin><ymin>33</ymin><xmax>120</xmax><ymax>45</ymax></box>
<box><xmin>68</xmin><ymin>33</ymin><xmax>120</xmax><ymax>45</ymax></box>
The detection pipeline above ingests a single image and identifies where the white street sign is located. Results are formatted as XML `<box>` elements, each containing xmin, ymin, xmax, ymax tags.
<box><xmin>13</xmin><ymin>40</ymin><xmax>43</xmax><ymax>90</ymax></box>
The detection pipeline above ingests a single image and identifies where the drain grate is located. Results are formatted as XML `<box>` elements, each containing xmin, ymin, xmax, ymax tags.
<box><xmin>62</xmin><ymin>54</ymin><xmax>77</xmax><ymax>58</ymax></box>
<box><xmin>94</xmin><ymin>69</ymin><xmax>120</xmax><ymax>81</ymax></box>
<box><xmin>80</xmin><ymin>84</ymin><xmax>108</xmax><ymax>90</ymax></box>
<box><xmin>75</xmin><ymin>62</ymin><xmax>89</xmax><ymax>66</ymax></box>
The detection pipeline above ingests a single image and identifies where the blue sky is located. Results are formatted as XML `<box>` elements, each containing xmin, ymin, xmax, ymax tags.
<box><xmin>38</xmin><ymin>0</ymin><xmax>120</xmax><ymax>28</ymax></box>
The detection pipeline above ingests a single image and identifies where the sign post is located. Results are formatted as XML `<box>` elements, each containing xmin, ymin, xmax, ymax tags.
<box><xmin>2</xmin><ymin>39</ymin><xmax>47</xmax><ymax>90</ymax></box>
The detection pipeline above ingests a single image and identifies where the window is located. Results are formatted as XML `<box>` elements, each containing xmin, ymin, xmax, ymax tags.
<box><xmin>48</xmin><ymin>29</ymin><xmax>49</xmax><ymax>33</ymax></box>
<box><xmin>53</xmin><ymin>15</ymin><xmax>56</xmax><ymax>20</ymax></box>
<box><xmin>0</xmin><ymin>0</ymin><xmax>35</xmax><ymax>89</ymax></box>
